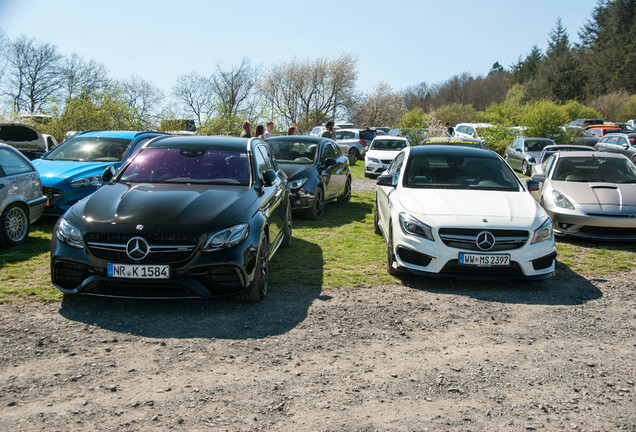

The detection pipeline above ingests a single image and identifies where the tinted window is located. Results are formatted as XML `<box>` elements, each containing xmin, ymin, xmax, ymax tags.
<box><xmin>0</xmin><ymin>148</ymin><xmax>33</xmax><ymax>176</ymax></box>
<box><xmin>370</xmin><ymin>139</ymin><xmax>408</xmax><ymax>151</ymax></box>
<box><xmin>120</xmin><ymin>147</ymin><xmax>250</xmax><ymax>185</ymax></box>
<box><xmin>268</xmin><ymin>139</ymin><xmax>318</xmax><ymax>164</ymax></box>
<box><xmin>44</xmin><ymin>137</ymin><xmax>132</xmax><ymax>162</ymax></box>
<box><xmin>323</xmin><ymin>143</ymin><xmax>340</xmax><ymax>159</ymax></box>
<box><xmin>257</xmin><ymin>145</ymin><xmax>278</xmax><ymax>170</ymax></box>
<box><xmin>405</xmin><ymin>155</ymin><xmax>519</xmax><ymax>191</ymax></box>
<box><xmin>360</xmin><ymin>130</ymin><xmax>376</xmax><ymax>141</ymax></box>
<box><xmin>524</xmin><ymin>140</ymin><xmax>551</xmax><ymax>152</ymax></box>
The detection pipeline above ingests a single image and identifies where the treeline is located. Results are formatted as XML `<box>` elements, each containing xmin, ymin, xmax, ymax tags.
<box><xmin>0</xmin><ymin>0</ymin><xmax>633</xmax><ymax>141</ymax></box>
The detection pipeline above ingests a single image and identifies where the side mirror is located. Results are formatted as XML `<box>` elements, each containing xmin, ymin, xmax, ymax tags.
<box><xmin>530</xmin><ymin>173</ymin><xmax>545</xmax><ymax>183</ymax></box>
<box><xmin>377</xmin><ymin>174</ymin><xmax>396</xmax><ymax>187</ymax></box>
<box><xmin>623</xmin><ymin>143</ymin><xmax>630</xmax><ymax>149</ymax></box>
<box><xmin>102</xmin><ymin>165</ymin><xmax>116</xmax><ymax>183</ymax></box>
<box><xmin>263</xmin><ymin>169</ymin><xmax>277</xmax><ymax>187</ymax></box>
<box><xmin>323</xmin><ymin>157</ymin><xmax>337</xmax><ymax>167</ymax></box>
<box><xmin>526</xmin><ymin>179</ymin><xmax>540</xmax><ymax>192</ymax></box>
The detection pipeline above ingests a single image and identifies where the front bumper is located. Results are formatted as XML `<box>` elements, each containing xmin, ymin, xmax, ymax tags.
<box><xmin>391</xmin><ymin>224</ymin><xmax>557</xmax><ymax>279</ymax></box>
<box><xmin>546</xmin><ymin>208</ymin><xmax>636</xmax><ymax>240</ymax></box>
<box><xmin>42</xmin><ymin>185</ymin><xmax>100</xmax><ymax>217</ymax></box>
<box><xmin>365</xmin><ymin>160</ymin><xmax>390</xmax><ymax>177</ymax></box>
<box><xmin>289</xmin><ymin>188</ymin><xmax>314</xmax><ymax>211</ymax></box>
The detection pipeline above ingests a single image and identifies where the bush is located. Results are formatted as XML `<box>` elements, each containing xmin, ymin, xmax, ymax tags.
<box><xmin>589</xmin><ymin>91</ymin><xmax>632</xmax><ymax>121</ymax></box>
<box><xmin>477</xmin><ymin>126</ymin><xmax>517</xmax><ymax>155</ymax></box>
<box><xmin>521</xmin><ymin>100</ymin><xmax>569</xmax><ymax>143</ymax></box>
<box><xmin>616</xmin><ymin>95</ymin><xmax>636</xmax><ymax>122</ymax></box>
<box><xmin>561</xmin><ymin>100</ymin><xmax>600</xmax><ymax>121</ymax></box>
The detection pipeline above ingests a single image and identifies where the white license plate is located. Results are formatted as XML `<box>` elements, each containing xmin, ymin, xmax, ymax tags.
<box><xmin>458</xmin><ymin>253</ymin><xmax>510</xmax><ymax>266</ymax></box>
<box><xmin>107</xmin><ymin>263</ymin><xmax>170</xmax><ymax>279</ymax></box>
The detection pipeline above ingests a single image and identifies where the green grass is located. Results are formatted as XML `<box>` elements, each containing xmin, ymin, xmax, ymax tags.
<box><xmin>348</xmin><ymin>159</ymin><xmax>367</xmax><ymax>180</ymax></box>
<box><xmin>1</xmin><ymin>190</ymin><xmax>635</xmax><ymax>303</ymax></box>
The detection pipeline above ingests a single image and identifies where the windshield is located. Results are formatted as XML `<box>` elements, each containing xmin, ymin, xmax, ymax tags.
<box><xmin>370</xmin><ymin>139</ymin><xmax>407</xmax><ymax>151</ymax></box>
<box><xmin>524</xmin><ymin>140</ymin><xmax>552</xmax><ymax>152</ymax></box>
<box><xmin>119</xmin><ymin>147</ymin><xmax>251</xmax><ymax>185</ymax></box>
<box><xmin>553</xmin><ymin>156</ymin><xmax>636</xmax><ymax>183</ymax></box>
<box><xmin>44</xmin><ymin>137</ymin><xmax>132</xmax><ymax>162</ymax></box>
<box><xmin>268</xmin><ymin>139</ymin><xmax>317</xmax><ymax>164</ymax></box>
<box><xmin>405</xmin><ymin>155</ymin><xmax>520</xmax><ymax>191</ymax></box>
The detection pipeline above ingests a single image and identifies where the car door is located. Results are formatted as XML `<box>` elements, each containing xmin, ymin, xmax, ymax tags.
<box><xmin>377</xmin><ymin>152</ymin><xmax>405</xmax><ymax>234</ymax></box>
<box><xmin>508</xmin><ymin>139</ymin><xmax>521</xmax><ymax>169</ymax></box>
<box><xmin>320</xmin><ymin>142</ymin><xmax>345</xmax><ymax>200</ymax></box>
<box><xmin>255</xmin><ymin>144</ymin><xmax>286</xmax><ymax>251</ymax></box>
<box><xmin>0</xmin><ymin>147</ymin><xmax>40</xmax><ymax>207</ymax></box>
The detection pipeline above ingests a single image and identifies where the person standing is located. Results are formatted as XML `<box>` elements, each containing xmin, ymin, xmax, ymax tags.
<box><xmin>240</xmin><ymin>121</ymin><xmax>252</xmax><ymax>138</ymax></box>
<box><xmin>264</xmin><ymin>121</ymin><xmax>274</xmax><ymax>138</ymax></box>
<box><xmin>287</xmin><ymin>126</ymin><xmax>299</xmax><ymax>135</ymax></box>
<box><xmin>255</xmin><ymin>124</ymin><xmax>265</xmax><ymax>139</ymax></box>
<box><xmin>445</xmin><ymin>122</ymin><xmax>454</xmax><ymax>136</ymax></box>
<box><xmin>319</xmin><ymin>120</ymin><xmax>335</xmax><ymax>139</ymax></box>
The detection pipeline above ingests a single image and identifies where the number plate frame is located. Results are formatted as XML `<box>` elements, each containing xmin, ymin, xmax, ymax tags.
<box><xmin>107</xmin><ymin>263</ymin><xmax>170</xmax><ymax>279</ymax></box>
<box><xmin>458</xmin><ymin>253</ymin><xmax>510</xmax><ymax>267</ymax></box>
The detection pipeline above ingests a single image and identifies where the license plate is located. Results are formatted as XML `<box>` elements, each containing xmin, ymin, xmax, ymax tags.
<box><xmin>458</xmin><ymin>253</ymin><xmax>510</xmax><ymax>266</ymax></box>
<box><xmin>107</xmin><ymin>263</ymin><xmax>170</xmax><ymax>279</ymax></box>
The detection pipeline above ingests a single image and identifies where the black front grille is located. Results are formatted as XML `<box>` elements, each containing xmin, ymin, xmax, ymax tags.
<box><xmin>42</xmin><ymin>186</ymin><xmax>63</xmax><ymax>203</ymax></box>
<box><xmin>204</xmin><ymin>266</ymin><xmax>245</xmax><ymax>294</ymax></box>
<box><xmin>381</xmin><ymin>159</ymin><xmax>393</xmax><ymax>164</ymax></box>
<box><xmin>397</xmin><ymin>247</ymin><xmax>432</xmax><ymax>267</ymax></box>
<box><xmin>53</xmin><ymin>261</ymin><xmax>90</xmax><ymax>289</ymax></box>
<box><xmin>577</xmin><ymin>226</ymin><xmax>636</xmax><ymax>237</ymax></box>
<box><xmin>532</xmin><ymin>252</ymin><xmax>557</xmax><ymax>271</ymax></box>
<box><xmin>85</xmin><ymin>232</ymin><xmax>200</xmax><ymax>264</ymax></box>
<box><xmin>438</xmin><ymin>228</ymin><xmax>529</xmax><ymax>251</ymax></box>
<box><xmin>441</xmin><ymin>260</ymin><xmax>523</xmax><ymax>277</ymax></box>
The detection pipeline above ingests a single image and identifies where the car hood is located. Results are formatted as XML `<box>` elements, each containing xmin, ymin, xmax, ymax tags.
<box><xmin>551</xmin><ymin>181</ymin><xmax>636</xmax><ymax>212</ymax></box>
<box><xmin>278</xmin><ymin>163</ymin><xmax>314</xmax><ymax>180</ymax></box>
<box><xmin>398</xmin><ymin>188</ymin><xmax>544</xmax><ymax>228</ymax></box>
<box><xmin>366</xmin><ymin>149</ymin><xmax>400</xmax><ymax>160</ymax></box>
<box><xmin>70</xmin><ymin>182</ymin><xmax>256</xmax><ymax>230</ymax></box>
<box><xmin>33</xmin><ymin>159</ymin><xmax>116</xmax><ymax>184</ymax></box>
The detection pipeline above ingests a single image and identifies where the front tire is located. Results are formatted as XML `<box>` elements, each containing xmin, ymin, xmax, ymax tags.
<box><xmin>387</xmin><ymin>226</ymin><xmax>400</xmax><ymax>276</ymax></box>
<box><xmin>237</xmin><ymin>232</ymin><xmax>269</xmax><ymax>302</ymax></box>
<box><xmin>282</xmin><ymin>200</ymin><xmax>292</xmax><ymax>248</ymax></box>
<box><xmin>373</xmin><ymin>198</ymin><xmax>381</xmax><ymax>235</ymax></box>
<box><xmin>1</xmin><ymin>203</ymin><xmax>29</xmax><ymax>247</ymax></box>
<box><xmin>522</xmin><ymin>160</ymin><xmax>530</xmax><ymax>176</ymax></box>
<box><xmin>337</xmin><ymin>177</ymin><xmax>351</xmax><ymax>204</ymax></box>
<box><xmin>308</xmin><ymin>187</ymin><xmax>324</xmax><ymax>220</ymax></box>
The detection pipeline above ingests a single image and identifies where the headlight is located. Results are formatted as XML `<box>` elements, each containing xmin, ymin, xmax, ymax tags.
<box><xmin>69</xmin><ymin>175</ymin><xmax>102</xmax><ymax>188</ymax></box>
<box><xmin>399</xmin><ymin>213</ymin><xmax>433</xmax><ymax>241</ymax></box>
<box><xmin>367</xmin><ymin>157</ymin><xmax>381</xmax><ymax>164</ymax></box>
<box><xmin>531</xmin><ymin>218</ymin><xmax>553</xmax><ymax>244</ymax></box>
<box><xmin>55</xmin><ymin>218</ymin><xmax>84</xmax><ymax>248</ymax></box>
<box><xmin>552</xmin><ymin>189</ymin><xmax>574</xmax><ymax>209</ymax></box>
<box><xmin>203</xmin><ymin>223</ymin><xmax>249</xmax><ymax>251</ymax></box>
<box><xmin>288</xmin><ymin>178</ymin><xmax>307</xmax><ymax>190</ymax></box>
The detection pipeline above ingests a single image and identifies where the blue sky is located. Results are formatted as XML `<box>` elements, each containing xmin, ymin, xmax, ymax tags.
<box><xmin>0</xmin><ymin>0</ymin><xmax>600</xmax><ymax>96</ymax></box>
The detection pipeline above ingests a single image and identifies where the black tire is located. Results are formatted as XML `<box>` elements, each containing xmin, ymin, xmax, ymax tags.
<box><xmin>1</xmin><ymin>203</ymin><xmax>29</xmax><ymax>247</ymax></box>
<box><xmin>373</xmin><ymin>198</ymin><xmax>381</xmax><ymax>235</ymax></box>
<box><xmin>337</xmin><ymin>177</ymin><xmax>351</xmax><ymax>204</ymax></box>
<box><xmin>237</xmin><ymin>232</ymin><xmax>269</xmax><ymax>302</ymax></box>
<box><xmin>308</xmin><ymin>187</ymin><xmax>324</xmax><ymax>220</ymax></box>
<box><xmin>522</xmin><ymin>160</ymin><xmax>530</xmax><ymax>176</ymax></box>
<box><xmin>364</xmin><ymin>172</ymin><xmax>370</xmax><ymax>178</ymax></box>
<box><xmin>387</xmin><ymin>226</ymin><xmax>400</xmax><ymax>276</ymax></box>
<box><xmin>282</xmin><ymin>200</ymin><xmax>292</xmax><ymax>248</ymax></box>
<box><xmin>349</xmin><ymin>147</ymin><xmax>360</xmax><ymax>161</ymax></box>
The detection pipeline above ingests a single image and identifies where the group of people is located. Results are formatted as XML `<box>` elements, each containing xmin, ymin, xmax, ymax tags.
<box><xmin>240</xmin><ymin>121</ymin><xmax>301</xmax><ymax>138</ymax></box>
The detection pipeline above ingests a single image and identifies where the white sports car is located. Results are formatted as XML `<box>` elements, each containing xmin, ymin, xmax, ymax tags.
<box><xmin>374</xmin><ymin>145</ymin><xmax>556</xmax><ymax>279</ymax></box>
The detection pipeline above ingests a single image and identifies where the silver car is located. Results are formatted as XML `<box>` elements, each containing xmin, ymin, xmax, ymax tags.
<box><xmin>335</xmin><ymin>128</ymin><xmax>384</xmax><ymax>161</ymax></box>
<box><xmin>531</xmin><ymin>151</ymin><xmax>636</xmax><ymax>240</ymax></box>
<box><xmin>504</xmin><ymin>137</ymin><xmax>555</xmax><ymax>176</ymax></box>
<box><xmin>0</xmin><ymin>143</ymin><xmax>46</xmax><ymax>246</ymax></box>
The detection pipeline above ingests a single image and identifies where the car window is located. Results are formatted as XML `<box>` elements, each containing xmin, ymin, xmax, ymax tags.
<box><xmin>617</xmin><ymin>137</ymin><xmax>628</xmax><ymax>146</ymax></box>
<box><xmin>257</xmin><ymin>145</ymin><xmax>278</xmax><ymax>171</ymax></box>
<box><xmin>44</xmin><ymin>137</ymin><xmax>133</xmax><ymax>162</ymax></box>
<box><xmin>371</xmin><ymin>139</ymin><xmax>408</xmax><ymax>151</ymax></box>
<box><xmin>388</xmin><ymin>152</ymin><xmax>405</xmax><ymax>176</ymax></box>
<box><xmin>0</xmin><ymin>148</ymin><xmax>34</xmax><ymax>176</ymax></box>
<box><xmin>268</xmin><ymin>139</ymin><xmax>318</xmax><ymax>164</ymax></box>
<box><xmin>553</xmin><ymin>156</ymin><xmax>636</xmax><ymax>183</ymax></box>
<box><xmin>323</xmin><ymin>143</ymin><xmax>340</xmax><ymax>160</ymax></box>
<box><xmin>360</xmin><ymin>130</ymin><xmax>376</xmax><ymax>141</ymax></box>
<box><xmin>544</xmin><ymin>154</ymin><xmax>556</xmax><ymax>177</ymax></box>
<box><xmin>336</xmin><ymin>131</ymin><xmax>355</xmax><ymax>140</ymax></box>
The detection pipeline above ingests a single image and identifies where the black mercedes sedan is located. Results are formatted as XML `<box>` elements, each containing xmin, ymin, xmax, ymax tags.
<box><xmin>265</xmin><ymin>136</ymin><xmax>351</xmax><ymax>219</ymax></box>
<box><xmin>51</xmin><ymin>136</ymin><xmax>291</xmax><ymax>301</ymax></box>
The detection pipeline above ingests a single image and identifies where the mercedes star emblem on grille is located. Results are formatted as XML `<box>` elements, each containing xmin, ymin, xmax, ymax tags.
<box><xmin>476</xmin><ymin>231</ymin><xmax>496</xmax><ymax>251</ymax></box>
<box><xmin>126</xmin><ymin>237</ymin><xmax>150</xmax><ymax>260</ymax></box>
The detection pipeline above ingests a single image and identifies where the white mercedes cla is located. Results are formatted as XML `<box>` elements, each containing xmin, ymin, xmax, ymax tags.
<box><xmin>374</xmin><ymin>145</ymin><xmax>556</xmax><ymax>279</ymax></box>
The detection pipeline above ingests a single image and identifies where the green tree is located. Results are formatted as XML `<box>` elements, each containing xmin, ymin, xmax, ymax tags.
<box><xmin>396</xmin><ymin>107</ymin><xmax>429</xmax><ymax>144</ymax></box>
<box><xmin>521</xmin><ymin>100</ymin><xmax>569</xmax><ymax>143</ymax></box>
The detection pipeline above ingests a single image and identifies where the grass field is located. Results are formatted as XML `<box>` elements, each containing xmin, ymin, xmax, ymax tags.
<box><xmin>1</xmin><ymin>190</ymin><xmax>635</xmax><ymax>303</ymax></box>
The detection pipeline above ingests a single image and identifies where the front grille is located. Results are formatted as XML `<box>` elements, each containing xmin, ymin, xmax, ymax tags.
<box><xmin>441</xmin><ymin>260</ymin><xmax>523</xmax><ymax>277</ymax></box>
<box><xmin>42</xmin><ymin>186</ymin><xmax>63</xmax><ymax>203</ymax></box>
<box><xmin>381</xmin><ymin>159</ymin><xmax>393</xmax><ymax>164</ymax></box>
<box><xmin>532</xmin><ymin>252</ymin><xmax>557</xmax><ymax>271</ymax></box>
<box><xmin>577</xmin><ymin>226</ymin><xmax>636</xmax><ymax>237</ymax></box>
<box><xmin>397</xmin><ymin>247</ymin><xmax>432</xmax><ymax>267</ymax></box>
<box><xmin>438</xmin><ymin>228</ymin><xmax>529</xmax><ymax>251</ymax></box>
<box><xmin>204</xmin><ymin>266</ymin><xmax>245</xmax><ymax>294</ymax></box>
<box><xmin>85</xmin><ymin>232</ymin><xmax>199</xmax><ymax>264</ymax></box>
<box><xmin>53</xmin><ymin>261</ymin><xmax>90</xmax><ymax>289</ymax></box>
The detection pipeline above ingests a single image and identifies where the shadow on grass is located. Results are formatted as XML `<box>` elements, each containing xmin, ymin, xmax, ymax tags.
<box><xmin>397</xmin><ymin>262</ymin><xmax>602</xmax><ymax>306</ymax></box>
<box><xmin>0</xmin><ymin>220</ymin><xmax>54</xmax><ymax>270</ymax></box>
<box><xmin>294</xmin><ymin>198</ymin><xmax>374</xmax><ymax>229</ymax></box>
<box><xmin>57</xmin><ymin>238</ymin><xmax>324</xmax><ymax>340</ymax></box>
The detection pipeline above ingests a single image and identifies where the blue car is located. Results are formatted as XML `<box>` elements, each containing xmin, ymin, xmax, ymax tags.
<box><xmin>33</xmin><ymin>131</ymin><xmax>167</xmax><ymax>216</ymax></box>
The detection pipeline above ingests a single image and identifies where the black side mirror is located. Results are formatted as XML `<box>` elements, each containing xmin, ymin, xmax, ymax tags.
<box><xmin>263</xmin><ymin>169</ymin><xmax>277</xmax><ymax>187</ymax></box>
<box><xmin>526</xmin><ymin>179</ymin><xmax>540</xmax><ymax>191</ymax></box>
<box><xmin>377</xmin><ymin>174</ymin><xmax>396</xmax><ymax>187</ymax></box>
<box><xmin>102</xmin><ymin>165</ymin><xmax>116</xmax><ymax>183</ymax></box>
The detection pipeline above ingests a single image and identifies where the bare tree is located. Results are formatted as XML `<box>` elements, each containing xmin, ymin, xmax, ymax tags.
<box><xmin>211</xmin><ymin>58</ymin><xmax>260</xmax><ymax>132</ymax></box>
<box><xmin>171</xmin><ymin>71</ymin><xmax>215</xmax><ymax>128</ymax></box>
<box><xmin>4</xmin><ymin>35</ymin><xmax>62</xmax><ymax>113</ymax></box>
<box><xmin>120</xmin><ymin>75</ymin><xmax>164</xmax><ymax>129</ymax></box>
<box><xmin>351</xmin><ymin>83</ymin><xmax>405</xmax><ymax>127</ymax></box>
<box><xmin>59</xmin><ymin>54</ymin><xmax>113</xmax><ymax>102</ymax></box>
<box><xmin>259</xmin><ymin>54</ymin><xmax>358</xmax><ymax>131</ymax></box>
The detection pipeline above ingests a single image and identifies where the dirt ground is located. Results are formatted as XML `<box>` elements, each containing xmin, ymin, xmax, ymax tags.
<box><xmin>0</xmin><ymin>267</ymin><xmax>634</xmax><ymax>431</ymax></box>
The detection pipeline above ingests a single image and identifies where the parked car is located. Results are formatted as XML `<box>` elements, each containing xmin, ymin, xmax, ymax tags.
<box><xmin>51</xmin><ymin>136</ymin><xmax>291</xmax><ymax>301</ymax></box>
<box><xmin>579</xmin><ymin>125</ymin><xmax>622</xmax><ymax>140</ymax></box>
<box><xmin>531</xmin><ymin>151</ymin><xmax>636</xmax><ymax>240</ymax></box>
<box><xmin>266</xmin><ymin>135</ymin><xmax>351</xmax><ymax>219</ymax></box>
<box><xmin>309</xmin><ymin>126</ymin><xmax>326</xmax><ymax>137</ymax></box>
<box><xmin>594</xmin><ymin>132</ymin><xmax>636</xmax><ymax>163</ymax></box>
<box><xmin>32</xmin><ymin>130</ymin><xmax>167</xmax><ymax>216</ymax></box>
<box><xmin>0</xmin><ymin>143</ymin><xmax>46</xmax><ymax>246</ymax></box>
<box><xmin>420</xmin><ymin>137</ymin><xmax>485</xmax><ymax>149</ymax></box>
<box><xmin>453</xmin><ymin>123</ymin><xmax>493</xmax><ymax>140</ymax></box>
<box><xmin>0</xmin><ymin>123</ymin><xmax>57</xmax><ymax>160</ymax></box>
<box><xmin>374</xmin><ymin>145</ymin><xmax>556</xmax><ymax>279</ymax></box>
<box><xmin>504</xmin><ymin>137</ymin><xmax>556</xmax><ymax>176</ymax></box>
<box><xmin>335</xmin><ymin>128</ymin><xmax>385</xmax><ymax>161</ymax></box>
<box><xmin>371</xmin><ymin>127</ymin><xmax>391</xmax><ymax>134</ymax></box>
<box><xmin>534</xmin><ymin>144</ymin><xmax>595</xmax><ymax>165</ymax></box>
<box><xmin>364</xmin><ymin>136</ymin><xmax>410</xmax><ymax>178</ymax></box>
<box><xmin>611</xmin><ymin>122</ymin><xmax>635</xmax><ymax>132</ymax></box>
<box><xmin>564</xmin><ymin>118</ymin><xmax>604</xmax><ymax>132</ymax></box>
